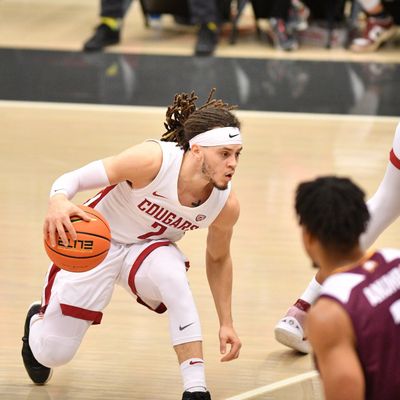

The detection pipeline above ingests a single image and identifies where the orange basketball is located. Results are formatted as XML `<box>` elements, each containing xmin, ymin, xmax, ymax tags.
<box><xmin>44</xmin><ymin>205</ymin><xmax>111</xmax><ymax>273</ymax></box>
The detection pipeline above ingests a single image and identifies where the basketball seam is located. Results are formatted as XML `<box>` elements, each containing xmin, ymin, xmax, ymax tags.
<box><xmin>81</xmin><ymin>207</ymin><xmax>111</xmax><ymax>230</ymax></box>
<box><xmin>74</xmin><ymin>231</ymin><xmax>111</xmax><ymax>242</ymax></box>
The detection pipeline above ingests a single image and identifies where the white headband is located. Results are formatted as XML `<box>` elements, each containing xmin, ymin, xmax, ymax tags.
<box><xmin>189</xmin><ymin>127</ymin><xmax>242</xmax><ymax>148</ymax></box>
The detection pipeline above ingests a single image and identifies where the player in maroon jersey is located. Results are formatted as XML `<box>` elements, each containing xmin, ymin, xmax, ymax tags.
<box><xmin>296</xmin><ymin>176</ymin><xmax>400</xmax><ymax>400</ymax></box>
<box><xmin>275</xmin><ymin>122</ymin><xmax>400</xmax><ymax>354</ymax></box>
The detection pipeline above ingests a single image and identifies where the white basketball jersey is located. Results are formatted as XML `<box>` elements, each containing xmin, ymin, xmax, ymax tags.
<box><xmin>85</xmin><ymin>141</ymin><xmax>231</xmax><ymax>244</ymax></box>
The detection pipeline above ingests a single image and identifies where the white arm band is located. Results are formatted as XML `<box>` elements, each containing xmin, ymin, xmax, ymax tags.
<box><xmin>50</xmin><ymin>160</ymin><xmax>110</xmax><ymax>199</ymax></box>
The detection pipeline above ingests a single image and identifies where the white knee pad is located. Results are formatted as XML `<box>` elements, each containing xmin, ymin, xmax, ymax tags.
<box><xmin>29</xmin><ymin>295</ymin><xmax>91</xmax><ymax>368</ymax></box>
<box><xmin>134</xmin><ymin>245</ymin><xmax>203</xmax><ymax>346</ymax></box>
<box><xmin>32</xmin><ymin>334</ymin><xmax>82</xmax><ymax>367</ymax></box>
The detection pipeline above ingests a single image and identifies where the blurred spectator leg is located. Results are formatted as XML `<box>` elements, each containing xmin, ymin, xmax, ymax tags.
<box><xmin>350</xmin><ymin>0</ymin><xmax>397</xmax><ymax>52</ymax></box>
<box><xmin>84</xmin><ymin>0</ymin><xmax>133</xmax><ymax>52</ymax></box>
<box><xmin>189</xmin><ymin>0</ymin><xmax>220</xmax><ymax>56</ymax></box>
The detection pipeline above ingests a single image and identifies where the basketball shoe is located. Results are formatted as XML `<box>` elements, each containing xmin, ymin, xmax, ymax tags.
<box><xmin>195</xmin><ymin>23</ymin><xmax>219</xmax><ymax>56</ymax></box>
<box><xmin>350</xmin><ymin>16</ymin><xmax>397</xmax><ymax>53</ymax></box>
<box><xmin>274</xmin><ymin>299</ymin><xmax>311</xmax><ymax>354</ymax></box>
<box><xmin>268</xmin><ymin>18</ymin><xmax>299</xmax><ymax>51</ymax></box>
<box><xmin>288</xmin><ymin>0</ymin><xmax>310</xmax><ymax>31</ymax></box>
<box><xmin>182</xmin><ymin>391</ymin><xmax>211</xmax><ymax>400</ymax></box>
<box><xmin>83</xmin><ymin>23</ymin><xmax>120</xmax><ymax>52</ymax></box>
<box><xmin>21</xmin><ymin>302</ymin><xmax>53</xmax><ymax>384</ymax></box>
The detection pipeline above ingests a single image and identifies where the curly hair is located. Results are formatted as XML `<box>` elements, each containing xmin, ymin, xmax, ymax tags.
<box><xmin>161</xmin><ymin>88</ymin><xmax>240</xmax><ymax>151</ymax></box>
<box><xmin>295</xmin><ymin>176</ymin><xmax>370</xmax><ymax>253</ymax></box>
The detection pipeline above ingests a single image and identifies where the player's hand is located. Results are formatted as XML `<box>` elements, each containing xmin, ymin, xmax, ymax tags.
<box><xmin>43</xmin><ymin>194</ymin><xmax>91</xmax><ymax>247</ymax></box>
<box><xmin>219</xmin><ymin>325</ymin><xmax>242</xmax><ymax>362</ymax></box>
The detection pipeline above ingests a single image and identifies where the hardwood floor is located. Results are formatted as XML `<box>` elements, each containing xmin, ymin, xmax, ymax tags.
<box><xmin>1</xmin><ymin>1</ymin><xmax>400</xmax><ymax>398</ymax></box>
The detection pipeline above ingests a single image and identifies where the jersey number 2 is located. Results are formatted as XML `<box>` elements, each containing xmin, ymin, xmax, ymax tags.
<box><xmin>138</xmin><ymin>222</ymin><xmax>167</xmax><ymax>240</ymax></box>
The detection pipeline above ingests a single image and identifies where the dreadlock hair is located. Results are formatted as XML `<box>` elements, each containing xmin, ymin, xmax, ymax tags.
<box><xmin>161</xmin><ymin>88</ymin><xmax>240</xmax><ymax>151</ymax></box>
<box><xmin>295</xmin><ymin>176</ymin><xmax>370</xmax><ymax>254</ymax></box>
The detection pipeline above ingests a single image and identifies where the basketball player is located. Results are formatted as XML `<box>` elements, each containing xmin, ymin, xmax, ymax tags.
<box><xmin>275</xmin><ymin>122</ymin><xmax>400</xmax><ymax>354</ymax></box>
<box><xmin>295</xmin><ymin>176</ymin><xmax>400</xmax><ymax>399</ymax></box>
<box><xmin>21</xmin><ymin>90</ymin><xmax>242</xmax><ymax>400</ymax></box>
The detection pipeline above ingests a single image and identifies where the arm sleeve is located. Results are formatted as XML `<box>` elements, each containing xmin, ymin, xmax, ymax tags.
<box><xmin>49</xmin><ymin>160</ymin><xmax>110</xmax><ymax>199</ymax></box>
<box><xmin>360</xmin><ymin>123</ymin><xmax>400</xmax><ymax>250</ymax></box>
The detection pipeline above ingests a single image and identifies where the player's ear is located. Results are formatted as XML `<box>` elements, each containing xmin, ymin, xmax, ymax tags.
<box><xmin>190</xmin><ymin>144</ymin><xmax>203</xmax><ymax>160</ymax></box>
<box><xmin>301</xmin><ymin>226</ymin><xmax>314</xmax><ymax>254</ymax></box>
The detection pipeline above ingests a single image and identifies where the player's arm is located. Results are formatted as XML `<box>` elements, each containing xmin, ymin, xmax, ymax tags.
<box><xmin>307</xmin><ymin>298</ymin><xmax>365</xmax><ymax>400</ymax></box>
<box><xmin>206</xmin><ymin>190</ymin><xmax>242</xmax><ymax>362</ymax></box>
<box><xmin>361</xmin><ymin>122</ymin><xmax>400</xmax><ymax>250</ymax></box>
<box><xmin>45</xmin><ymin>141</ymin><xmax>162</xmax><ymax>247</ymax></box>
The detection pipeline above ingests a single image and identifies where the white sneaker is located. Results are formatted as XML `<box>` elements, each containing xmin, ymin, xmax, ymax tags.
<box><xmin>274</xmin><ymin>304</ymin><xmax>311</xmax><ymax>354</ymax></box>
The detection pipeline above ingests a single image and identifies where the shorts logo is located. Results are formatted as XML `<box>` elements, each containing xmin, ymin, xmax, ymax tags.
<box><xmin>195</xmin><ymin>214</ymin><xmax>206</xmax><ymax>222</ymax></box>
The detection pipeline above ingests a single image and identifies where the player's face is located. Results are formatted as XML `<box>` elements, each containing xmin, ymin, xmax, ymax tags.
<box><xmin>201</xmin><ymin>145</ymin><xmax>242</xmax><ymax>190</ymax></box>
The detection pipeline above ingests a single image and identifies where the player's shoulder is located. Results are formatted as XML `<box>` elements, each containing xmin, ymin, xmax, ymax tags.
<box><xmin>321</xmin><ymin>272</ymin><xmax>366</xmax><ymax>304</ymax></box>
<box><xmin>307</xmin><ymin>297</ymin><xmax>351</xmax><ymax>348</ymax></box>
<box><xmin>114</xmin><ymin>140</ymin><xmax>163</xmax><ymax>186</ymax></box>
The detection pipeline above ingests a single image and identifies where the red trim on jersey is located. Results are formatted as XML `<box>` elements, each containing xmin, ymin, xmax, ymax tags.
<box><xmin>85</xmin><ymin>184</ymin><xmax>117</xmax><ymax>208</ymax></box>
<box><xmin>390</xmin><ymin>149</ymin><xmax>400</xmax><ymax>170</ymax></box>
<box><xmin>128</xmin><ymin>241</ymin><xmax>171</xmax><ymax>314</ymax></box>
<box><xmin>43</xmin><ymin>264</ymin><xmax>61</xmax><ymax>307</ymax></box>
<box><xmin>60</xmin><ymin>303</ymin><xmax>103</xmax><ymax>324</ymax></box>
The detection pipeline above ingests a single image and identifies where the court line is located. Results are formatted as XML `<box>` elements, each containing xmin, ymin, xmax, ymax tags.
<box><xmin>224</xmin><ymin>370</ymin><xmax>319</xmax><ymax>400</ymax></box>
<box><xmin>1</xmin><ymin>100</ymin><xmax>399</xmax><ymax>123</ymax></box>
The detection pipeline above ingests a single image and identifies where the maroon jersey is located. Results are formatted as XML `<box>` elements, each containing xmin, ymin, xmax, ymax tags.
<box><xmin>319</xmin><ymin>249</ymin><xmax>400</xmax><ymax>400</ymax></box>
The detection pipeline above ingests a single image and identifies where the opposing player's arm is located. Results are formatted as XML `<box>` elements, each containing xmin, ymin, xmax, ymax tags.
<box><xmin>206</xmin><ymin>191</ymin><xmax>241</xmax><ymax>362</ymax></box>
<box><xmin>307</xmin><ymin>298</ymin><xmax>364</xmax><ymax>400</ymax></box>
<box><xmin>45</xmin><ymin>141</ymin><xmax>162</xmax><ymax>247</ymax></box>
<box><xmin>360</xmin><ymin>123</ymin><xmax>400</xmax><ymax>250</ymax></box>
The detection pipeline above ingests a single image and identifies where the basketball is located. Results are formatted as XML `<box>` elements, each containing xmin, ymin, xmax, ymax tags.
<box><xmin>44</xmin><ymin>205</ymin><xmax>111</xmax><ymax>273</ymax></box>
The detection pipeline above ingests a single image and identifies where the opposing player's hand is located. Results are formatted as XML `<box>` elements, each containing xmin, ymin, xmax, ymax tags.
<box><xmin>219</xmin><ymin>325</ymin><xmax>242</xmax><ymax>362</ymax></box>
<box><xmin>43</xmin><ymin>194</ymin><xmax>91</xmax><ymax>247</ymax></box>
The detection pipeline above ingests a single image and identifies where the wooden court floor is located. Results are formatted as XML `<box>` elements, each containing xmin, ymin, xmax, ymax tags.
<box><xmin>1</xmin><ymin>0</ymin><xmax>400</xmax><ymax>399</ymax></box>
<box><xmin>2</xmin><ymin>102</ymin><xmax>399</xmax><ymax>400</ymax></box>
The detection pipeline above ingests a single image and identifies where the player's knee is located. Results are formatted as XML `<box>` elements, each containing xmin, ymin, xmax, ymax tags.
<box><xmin>34</xmin><ymin>335</ymin><xmax>80</xmax><ymax>367</ymax></box>
<box><xmin>159</xmin><ymin>271</ymin><xmax>190</xmax><ymax>299</ymax></box>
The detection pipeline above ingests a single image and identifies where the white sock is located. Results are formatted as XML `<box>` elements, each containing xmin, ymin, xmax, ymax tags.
<box><xmin>180</xmin><ymin>358</ymin><xmax>207</xmax><ymax>392</ymax></box>
<box><xmin>299</xmin><ymin>276</ymin><xmax>321</xmax><ymax>305</ymax></box>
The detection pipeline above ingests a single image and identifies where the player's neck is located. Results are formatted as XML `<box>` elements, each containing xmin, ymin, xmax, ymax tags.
<box><xmin>320</xmin><ymin>247</ymin><xmax>366</xmax><ymax>278</ymax></box>
<box><xmin>178</xmin><ymin>153</ymin><xmax>213</xmax><ymax>207</ymax></box>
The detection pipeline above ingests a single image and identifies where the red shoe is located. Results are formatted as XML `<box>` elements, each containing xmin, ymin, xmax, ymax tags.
<box><xmin>274</xmin><ymin>300</ymin><xmax>311</xmax><ymax>354</ymax></box>
<box><xmin>350</xmin><ymin>16</ymin><xmax>397</xmax><ymax>52</ymax></box>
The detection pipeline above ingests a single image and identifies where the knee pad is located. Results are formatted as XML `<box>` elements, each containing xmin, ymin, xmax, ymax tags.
<box><xmin>33</xmin><ymin>334</ymin><xmax>81</xmax><ymax>367</ymax></box>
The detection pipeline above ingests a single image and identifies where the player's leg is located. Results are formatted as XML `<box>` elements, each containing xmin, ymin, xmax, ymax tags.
<box><xmin>21</xmin><ymin>301</ymin><xmax>53</xmax><ymax>384</ymax></box>
<box><xmin>22</xmin><ymin>243</ymin><xmax>124</xmax><ymax>384</ymax></box>
<box><xmin>275</xmin><ymin>123</ymin><xmax>400</xmax><ymax>353</ymax></box>
<box><xmin>22</xmin><ymin>294</ymin><xmax>92</xmax><ymax>384</ymax></box>
<box><xmin>120</xmin><ymin>242</ymin><xmax>210</xmax><ymax>400</ymax></box>
<box><xmin>274</xmin><ymin>273</ymin><xmax>321</xmax><ymax>354</ymax></box>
